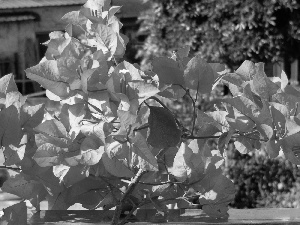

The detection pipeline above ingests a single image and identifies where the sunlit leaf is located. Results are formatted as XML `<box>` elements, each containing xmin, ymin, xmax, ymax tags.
<box><xmin>152</xmin><ymin>57</ymin><xmax>185</xmax><ymax>85</ymax></box>
<box><xmin>184</xmin><ymin>55</ymin><xmax>215</xmax><ymax>93</ymax></box>
<box><xmin>0</xmin><ymin>201</ymin><xmax>27</xmax><ymax>225</ymax></box>
<box><xmin>130</xmin><ymin>132</ymin><xmax>158</xmax><ymax>171</ymax></box>
<box><xmin>2</xmin><ymin>173</ymin><xmax>47</xmax><ymax>209</ymax></box>
<box><xmin>170</xmin><ymin>142</ymin><xmax>205</xmax><ymax>182</ymax></box>
<box><xmin>102</xmin><ymin>152</ymin><xmax>134</xmax><ymax>178</ymax></box>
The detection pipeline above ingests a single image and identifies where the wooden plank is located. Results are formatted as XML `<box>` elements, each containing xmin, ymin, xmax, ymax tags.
<box><xmin>290</xmin><ymin>59</ymin><xmax>299</xmax><ymax>85</ymax></box>
<box><xmin>273</xmin><ymin>61</ymin><xmax>284</xmax><ymax>77</ymax></box>
<box><xmin>28</xmin><ymin>208</ymin><xmax>300</xmax><ymax>224</ymax></box>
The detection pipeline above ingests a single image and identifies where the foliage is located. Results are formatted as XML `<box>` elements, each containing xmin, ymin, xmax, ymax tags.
<box><xmin>225</xmin><ymin>147</ymin><xmax>300</xmax><ymax>209</ymax></box>
<box><xmin>1</xmin><ymin>0</ymin><xmax>300</xmax><ymax>224</ymax></box>
<box><xmin>138</xmin><ymin>0</ymin><xmax>300</xmax><ymax>69</ymax></box>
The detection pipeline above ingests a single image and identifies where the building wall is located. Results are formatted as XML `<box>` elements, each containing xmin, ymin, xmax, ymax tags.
<box><xmin>0</xmin><ymin>3</ymin><xmax>148</xmax><ymax>94</ymax></box>
<box><xmin>30</xmin><ymin>6</ymin><xmax>82</xmax><ymax>33</ymax></box>
<box><xmin>0</xmin><ymin>20</ymin><xmax>40</xmax><ymax>93</ymax></box>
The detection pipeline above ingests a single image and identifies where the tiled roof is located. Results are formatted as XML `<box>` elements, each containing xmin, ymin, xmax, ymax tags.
<box><xmin>0</xmin><ymin>0</ymin><xmax>86</xmax><ymax>9</ymax></box>
<box><xmin>115</xmin><ymin>0</ymin><xmax>150</xmax><ymax>18</ymax></box>
<box><xmin>0</xmin><ymin>0</ymin><xmax>150</xmax><ymax>15</ymax></box>
<box><xmin>0</xmin><ymin>14</ymin><xmax>36</xmax><ymax>22</ymax></box>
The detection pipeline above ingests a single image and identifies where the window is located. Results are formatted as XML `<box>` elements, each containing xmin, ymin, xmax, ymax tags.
<box><xmin>0</xmin><ymin>58</ymin><xmax>13</xmax><ymax>77</ymax></box>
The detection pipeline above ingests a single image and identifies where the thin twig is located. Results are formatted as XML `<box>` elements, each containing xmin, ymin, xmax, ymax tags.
<box><xmin>235</xmin><ymin>133</ymin><xmax>268</xmax><ymax>142</ymax></box>
<box><xmin>0</xmin><ymin>166</ymin><xmax>21</xmax><ymax>171</ymax></box>
<box><xmin>133</xmin><ymin>124</ymin><xmax>149</xmax><ymax>132</ymax></box>
<box><xmin>185</xmin><ymin>135</ymin><xmax>221</xmax><ymax>139</ymax></box>
<box><xmin>191</xmin><ymin>81</ymin><xmax>200</xmax><ymax>135</ymax></box>
<box><xmin>137</xmin><ymin>180</ymin><xmax>183</xmax><ymax>186</ymax></box>
<box><xmin>111</xmin><ymin>169</ymin><xmax>146</xmax><ymax>225</ymax></box>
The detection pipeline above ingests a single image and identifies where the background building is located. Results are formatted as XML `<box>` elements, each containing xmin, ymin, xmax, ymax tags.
<box><xmin>0</xmin><ymin>0</ymin><xmax>149</xmax><ymax>94</ymax></box>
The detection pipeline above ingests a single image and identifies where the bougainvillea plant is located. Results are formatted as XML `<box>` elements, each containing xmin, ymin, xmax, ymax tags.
<box><xmin>1</xmin><ymin>0</ymin><xmax>300</xmax><ymax>224</ymax></box>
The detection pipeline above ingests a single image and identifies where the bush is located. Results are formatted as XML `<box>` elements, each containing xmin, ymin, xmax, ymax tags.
<box><xmin>225</xmin><ymin>146</ymin><xmax>300</xmax><ymax>208</ymax></box>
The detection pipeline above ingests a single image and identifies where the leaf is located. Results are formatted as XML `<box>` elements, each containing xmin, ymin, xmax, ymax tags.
<box><xmin>61</xmin><ymin>10</ymin><xmax>88</xmax><ymax>29</ymax></box>
<box><xmin>53</xmin><ymin>164</ymin><xmax>88</xmax><ymax>187</ymax></box>
<box><xmin>33</xmin><ymin>143</ymin><xmax>65</xmax><ymax>167</ymax></box>
<box><xmin>59</xmin><ymin>103</ymin><xmax>86</xmax><ymax>140</ymax></box>
<box><xmin>108</xmin><ymin>6</ymin><xmax>122</xmax><ymax>20</ymax></box>
<box><xmin>226</xmin><ymin>107</ymin><xmax>255</xmax><ymax>133</ymax></box>
<box><xmin>94</xmin><ymin>24</ymin><xmax>118</xmax><ymax>56</ymax></box>
<box><xmin>235</xmin><ymin>60</ymin><xmax>256</xmax><ymax>80</ymax></box>
<box><xmin>35</xmin><ymin>133</ymin><xmax>69</xmax><ymax>149</ymax></box>
<box><xmin>5</xmin><ymin>91</ymin><xmax>26</xmax><ymax>111</ymax></box>
<box><xmin>170</xmin><ymin>142</ymin><xmax>205</xmax><ymax>182</ymax></box>
<box><xmin>184</xmin><ymin>55</ymin><xmax>215</xmax><ymax>93</ymax></box>
<box><xmin>147</xmin><ymin>106</ymin><xmax>181</xmax><ymax>149</ymax></box>
<box><xmin>177</xmin><ymin>46</ymin><xmax>190</xmax><ymax>58</ymax></box>
<box><xmin>43</xmin><ymin>31</ymin><xmax>70</xmax><ymax>59</ymax></box>
<box><xmin>252</xmin><ymin>63</ymin><xmax>280</xmax><ymax>101</ymax></box>
<box><xmin>3</xmin><ymin>144</ymin><xmax>26</xmax><ymax>166</ymax></box>
<box><xmin>281</xmin><ymin>133</ymin><xmax>300</xmax><ymax>164</ymax></box>
<box><xmin>234</xmin><ymin>137</ymin><xmax>253</xmax><ymax>154</ymax></box>
<box><xmin>65</xmin><ymin>141</ymin><xmax>105</xmax><ymax>166</ymax></box>
<box><xmin>197</xmin><ymin>168</ymin><xmax>235</xmax><ymax>218</ymax></box>
<box><xmin>117</xmin><ymin>110</ymin><xmax>137</xmax><ymax>135</ymax></box>
<box><xmin>218</xmin><ymin>131</ymin><xmax>234</xmax><ymax>154</ymax></box>
<box><xmin>35</xmin><ymin>169</ymin><xmax>65</xmax><ymax>203</ymax></box>
<box><xmin>0</xmin><ymin>73</ymin><xmax>18</xmax><ymax>95</ymax></box>
<box><xmin>225</xmin><ymin>96</ymin><xmax>273</xmax><ymax>139</ymax></box>
<box><xmin>88</xmin><ymin>90</ymin><xmax>115</xmax><ymax>121</ymax></box>
<box><xmin>0</xmin><ymin>105</ymin><xmax>22</xmax><ymax>147</ymax></box>
<box><xmin>2</xmin><ymin>173</ymin><xmax>47</xmax><ymax>209</ymax></box>
<box><xmin>196</xmin><ymin>110</ymin><xmax>222</xmax><ymax>131</ymax></box>
<box><xmin>285</xmin><ymin>117</ymin><xmax>300</xmax><ymax>137</ymax></box>
<box><xmin>57</xmin><ymin>56</ymin><xmax>81</xmax><ymax>83</ymax></box>
<box><xmin>152</xmin><ymin>57</ymin><xmax>185</xmax><ymax>85</ymax></box>
<box><xmin>130</xmin><ymin>132</ymin><xmax>159</xmax><ymax>171</ymax></box>
<box><xmin>209</xmin><ymin>63</ymin><xmax>226</xmax><ymax>73</ymax></box>
<box><xmin>65</xmin><ymin>176</ymin><xmax>109</xmax><ymax>207</ymax></box>
<box><xmin>266</xmin><ymin>138</ymin><xmax>281</xmax><ymax>158</ymax></box>
<box><xmin>34</xmin><ymin>119</ymin><xmax>69</xmax><ymax>139</ymax></box>
<box><xmin>224</xmin><ymin>72</ymin><xmax>249</xmax><ymax>85</ymax></box>
<box><xmin>206</xmin><ymin>111</ymin><xmax>229</xmax><ymax>130</ymax></box>
<box><xmin>20</xmin><ymin>103</ymin><xmax>45</xmax><ymax>130</ymax></box>
<box><xmin>201</xmin><ymin>203</ymin><xmax>229</xmax><ymax>218</ymax></box>
<box><xmin>0</xmin><ymin>202</ymin><xmax>27</xmax><ymax>225</ymax></box>
<box><xmin>25</xmin><ymin>60</ymin><xmax>72</xmax><ymax>98</ymax></box>
<box><xmin>127</xmin><ymin>81</ymin><xmax>160</xmax><ymax>104</ymax></box>
<box><xmin>46</xmin><ymin>189</ymin><xmax>70</xmax><ymax>210</ymax></box>
<box><xmin>101</xmin><ymin>152</ymin><xmax>134</xmax><ymax>178</ymax></box>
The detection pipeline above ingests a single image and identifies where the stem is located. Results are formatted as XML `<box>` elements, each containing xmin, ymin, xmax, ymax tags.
<box><xmin>111</xmin><ymin>168</ymin><xmax>146</xmax><ymax>225</ymax></box>
<box><xmin>192</xmin><ymin>81</ymin><xmax>200</xmax><ymax>135</ymax></box>
<box><xmin>0</xmin><ymin>166</ymin><xmax>21</xmax><ymax>171</ymax></box>
<box><xmin>137</xmin><ymin>181</ymin><xmax>183</xmax><ymax>186</ymax></box>
<box><xmin>133</xmin><ymin>124</ymin><xmax>149</xmax><ymax>132</ymax></box>
<box><xmin>185</xmin><ymin>135</ymin><xmax>221</xmax><ymax>139</ymax></box>
<box><xmin>235</xmin><ymin>133</ymin><xmax>268</xmax><ymax>142</ymax></box>
<box><xmin>172</xmin><ymin>84</ymin><xmax>197</xmax><ymax>135</ymax></box>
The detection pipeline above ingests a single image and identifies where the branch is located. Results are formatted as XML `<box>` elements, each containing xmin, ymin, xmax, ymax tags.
<box><xmin>133</xmin><ymin>124</ymin><xmax>149</xmax><ymax>132</ymax></box>
<box><xmin>185</xmin><ymin>135</ymin><xmax>221</xmax><ymax>139</ymax></box>
<box><xmin>0</xmin><ymin>166</ymin><xmax>21</xmax><ymax>171</ymax></box>
<box><xmin>111</xmin><ymin>168</ymin><xmax>146</xmax><ymax>225</ymax></box>
<box><xmin>137</xmin><ymin>180</ymin><xmax>183</xmax><ymax>186</ymax></box>
<box><xmin>172</xmin><ymin>84</ymin><xmax>198</xmax><ymax>135</ymax></box>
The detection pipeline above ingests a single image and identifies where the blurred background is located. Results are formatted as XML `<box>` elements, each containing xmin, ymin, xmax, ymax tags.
<box><xmin>1</xmin><ymin>0</ymin><xmax>300</xmax><ymax>210</ymax></box>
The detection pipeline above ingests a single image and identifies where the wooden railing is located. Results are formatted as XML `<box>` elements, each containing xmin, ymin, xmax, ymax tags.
<box><xmin>28</xmin><ymin>208</ymin><xmax>300</xmax><ymax>224</ymax></box>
